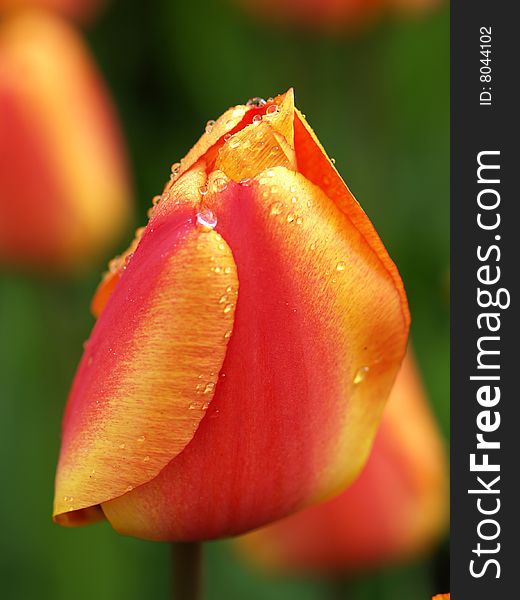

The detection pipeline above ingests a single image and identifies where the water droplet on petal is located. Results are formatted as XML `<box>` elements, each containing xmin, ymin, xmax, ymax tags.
<box><xmin>197</xmin><ymin>207</ymin><xmax>217</xmax><ymax>230</ymax></box>
<box><xmin>270</xmin><ymin>202</ymin><xmax>283</xmax><ymax>215</ymax></box>
<box><xmin>336</xmin><ymin>261</ymin><xmax>346</xmax><ymax>272</ymax></box>
<box><xmin>353</xmin><ymin>366</ymin><xmax>369</xmax><ymax>384</ymax></box>
<box><xmin>143</xmin><ymin>455</ymin><xmax>150</xmax><ymax>463</ymax></box>
<box><xmin>137</xmin><ymin>435</ymin><xmax>146</xmax><ymax>443</ymax></box>
<box><xmin>214</xmin><ymin>177</ymin><xmax>228</xmax><ymax>192</ymax></box>
<box><xmin>199</xmin><ymin>185</ymin><xmax>208</xmax><ymax>196</ymax></box>
<box><xmin>203</xmin><ymin>382</ymin><xmax>215</xmax><ymax>394</ymax></box>
<box><xmin>247</xmin><ymin>97</ymin><xmax>266</xmax><ymax>107</ymax></box>
<box><xmin>287</xmin><ymin>213</ymin><xmax>295</xmax><ymax>224</ymax></box>
<box><xmin>252</xmin><ymin>114</ymin><xmax>262</xmax><ymax>124</ymax></box>
<box><xmin>265</xmin><ymin>104</ymin><xmax>278</xmax><ymax>116</ymax></box>
<box><xmin>205</xmin><ymin>119</ymin><xmax>215</xmax><ymax>133</ymax></box>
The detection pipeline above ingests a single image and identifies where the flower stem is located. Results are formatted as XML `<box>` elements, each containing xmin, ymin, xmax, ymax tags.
<box><xmin>170</xmin><ymin>542</ymin><xmax>203</xmax><ymax>600</ymax></box>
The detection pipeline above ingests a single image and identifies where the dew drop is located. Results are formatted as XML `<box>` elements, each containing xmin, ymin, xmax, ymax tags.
<box><xmin>205</xmin><ymin>119</ymin><xmax>215</xmax><ymax>133</ymax></box>
<box><xmin>224</xmin><ymin>330</ymin><xmax>232</xmax><ymax>339</ymax></box>
<box><xmin>119</xmin><ymin>443</ymin><xmax>126</xmax><ymax>449</ymax></box>
<box><xmin>252</xmin><ymin>114</ymin><xmax>262</xmax><ymax>124</ymax></box>
<box><xmin>203</xmin><ymin>382</ymin><xmax>215</xmax><ymax>395</ymax></box>
<box><xmin>199</xmin><ymin>185</ymin><xmax>208</xmax><ymax>196</ymax></box>
<box><xmin>336</xmin><ymin>261</ymin><xmax>346</xmax><ymax>272</ymax></box>
<box><xmin>286</xmin><ymin>213</ymin><xmax>295</xmax><ymax>224</ymax></box>
<box><xmin>125</xmin><ymin>485</ymin><xmax>133</xmax><ymax>493</ymax></box>
<box><xmin>296</xmin><ymin>217</ymin><xmax>303</xmax><ymax>225</ymax></box>
<box><xmin>228</xmin><ymin>138</ymin><xmax>241</xmax><ymax>149</ymax></box>
<box><xmin>247</xmin><ymin>97</ymin><xmax>266</xmax><ymax>107</ymax></box>
<box><xmin>223</xmin><ymin>303</ymin><xmax>233</xmax><ymax>314</ymax></box>
<box><xmin>271</xmin><ymin>145</ymin><xmax>280</xmax><ymax>154</ymax></box>
<box><xmin>137</xmin><ymin>435</ymin><xmax>146</xmax><ymax>443</ymax></box>
<box><xmin>331</xmin><ymin>157</ymin><xmax>336</xmax><ymax>165</ymax></box>
<box><xmin>224</xmin><ymin>133</ymin><xmax>232</xmax><ymax>142</ymax></box>
<box><xmin>353</xmin><ymin>366</ymin><xmax>369</xmax><ymax>384</ymax></box>
<box><xmin>239</xmin><ymin>177</ymin><xmax>252</xmax><ymax>186</ymax></box>
<box><xmin>214</xmin><ymin>177</ymin><xmax>228</xmax><ymax>192</ymax></box>
<box><xmin>143</xmin><ymin>455</ymin><xmax>150</xmax><ymax>463</ymax></box>
<box><xmin>197</xmin><ymin>207</ymin><xmax>217</xmax><ymax>230</ymax></box>
<box><xmin>270</xmin><ymin>202</ymin><xmax>283</xmax><ymax>215</ymax></box>
<box><xmin>265</xmin><ymin>104</ymin><xmax>278</xmax><ymax>116</ymax></box>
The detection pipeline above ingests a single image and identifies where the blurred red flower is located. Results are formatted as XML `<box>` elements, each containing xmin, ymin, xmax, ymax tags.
<box><xmin>0</xmin><ymin>10</ymin><xmax>132</xmax><ymax>270</ymax></box>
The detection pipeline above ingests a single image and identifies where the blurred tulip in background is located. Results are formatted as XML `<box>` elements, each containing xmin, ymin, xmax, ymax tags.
<box><xmin>236</xmin><ymin>349</ymin><xmax>448</xmax><ymax>572</ymax></box>
<box><xmin>236</xmin><ymin>0</ymin><xmax>441</xmax><ymax>31</ymax></box>
<box><xmin>53</xmin><ymin>89</ymin><xmax>410</xmax><ymax>541</ymax></box>
<box><xmin>0</xmin><ymin>10</ymin><xmax>131</xmax><ymax>270</ymax></box>
<box><xmin>0</xmin><ymin>0</ymin><xmax>102</xmax><ymax>23</ymax></box>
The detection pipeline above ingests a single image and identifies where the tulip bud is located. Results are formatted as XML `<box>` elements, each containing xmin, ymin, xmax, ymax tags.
<box><xmin>236</xmin><ymin>0</ymin><xmax>440</xmax><ymax>31</ymax></box>
<box><xmin>53</xmin><ymin>89</ymin><xmax>409</xmax><ymax>541</ymax></box>
<box><xmin>236</xmin><ymin>350</ymin><xmax>448</xmax><ymax>570</ymax></box>
<box><xmin>0</xmin><ymin>11</ymin><xmax>131</xmax><ymax>270</ymax></box>
<box><xmin>0</xmin><ymin>0</ymin><xmax>102</xmax><ymax>23</ymax></box>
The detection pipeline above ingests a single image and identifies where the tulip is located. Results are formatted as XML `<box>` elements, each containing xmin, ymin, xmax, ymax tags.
<box><xmin>0</xmin><ymin>0</ymin><xmax>101</xmax><ymax>23</ymax></box>
<box><xmin>236</xmin><ymin>0</ymin><xmax>440</xmax><ymax>31</ymax></box>
<box><xmin>0</xmin><ymin>11</ymin><xmax>131</xmax><ymax>270</ymax></box>
<box><xmin>53</xmin><ymin>89</ymin><xmax>409</xmax><ymax>541</ymax></box>
<box><xmin>236</xmin><ymin>350</ymin><xmax>448</xmax><ymax>571</ymax></box>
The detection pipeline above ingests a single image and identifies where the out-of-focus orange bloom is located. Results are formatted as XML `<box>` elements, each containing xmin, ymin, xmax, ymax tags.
<box><xmin>0</xmin><ymin>0</ymin><xmax>102</xmax><ymax>23</ymax></box>
<box><xmin>53</xmin><ymin>89</ymin><xmax>409</xmax><ymax>541</ymax></box>
<box><xmin>433</xmin><ymin>594</ymin><xmax>450</xmax><ymax>600</ymax></box>
<box><xmin>0</xmin><ymin>11</ymin><xmax>131</xmax><ymax>270</ymax></box>
<box><xmin>236</xmin><ymin>350</ymin><xmax>448</xmax><ymax>571</ymax></box>
<box><xmin>237</xmin><ymin>0</ymin><xmax>441</xmax><ymax>31</ymax></box>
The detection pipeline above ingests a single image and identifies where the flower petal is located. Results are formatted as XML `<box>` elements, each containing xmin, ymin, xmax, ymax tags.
<box><xmin>54</xmin><ymin>205</ymin><xmax>238</xmax><ymax>525</ymax></box>
<box><xmin>235</xmin><ymin>351</ymin><xmax>448</xmax><ymax>571</ymax></box>
<box><xmin>293</xmin><ymin>109</ymin><xmax>408</xmax><ymax>321</ymax></box>
<box><xmin>101</xmin><ymin>166</ymin><xmax>409</xmax><ymax>540</ymax></box>
<box><xmin>91</xmin><ymin>161</ymin><xmax>206</xmax><ymax>317</ymax></box>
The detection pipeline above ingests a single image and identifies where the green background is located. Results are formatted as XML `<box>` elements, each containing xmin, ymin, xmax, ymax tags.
<box><xmin>0</xmin><ymin>0</ymin><xmax>449</xmax><ymax>598</ymax></box>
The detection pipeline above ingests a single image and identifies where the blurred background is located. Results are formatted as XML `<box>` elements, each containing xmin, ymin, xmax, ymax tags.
<box><xmin>0</xmin><ymin>0</ymin><xmax>449</xmax><ymax>598</ymax></box>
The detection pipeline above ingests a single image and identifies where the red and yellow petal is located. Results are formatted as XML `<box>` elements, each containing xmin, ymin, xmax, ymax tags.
<box><xmin>101</xmin><ymin>164</ymin><xmax>408</xmax><ymax>541</ymax></box>
<box><xmin>91</xmin><ymin>161</ymin><xmax>207</xmax><ymax>318</ymax></box>
<box><xmin>53</xmin><ymin>205</ymin><xmax>238</xmax><ymax>525</ymax></box>
<box><xmin>0</xmin><ymin>11</ymin><xmax>130</xmax><ymax>269</ymax></box>
<box><xmin>236</xmin><ymin>351</ymin><xmax>448</xmax><ymax>572</ymax></box>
